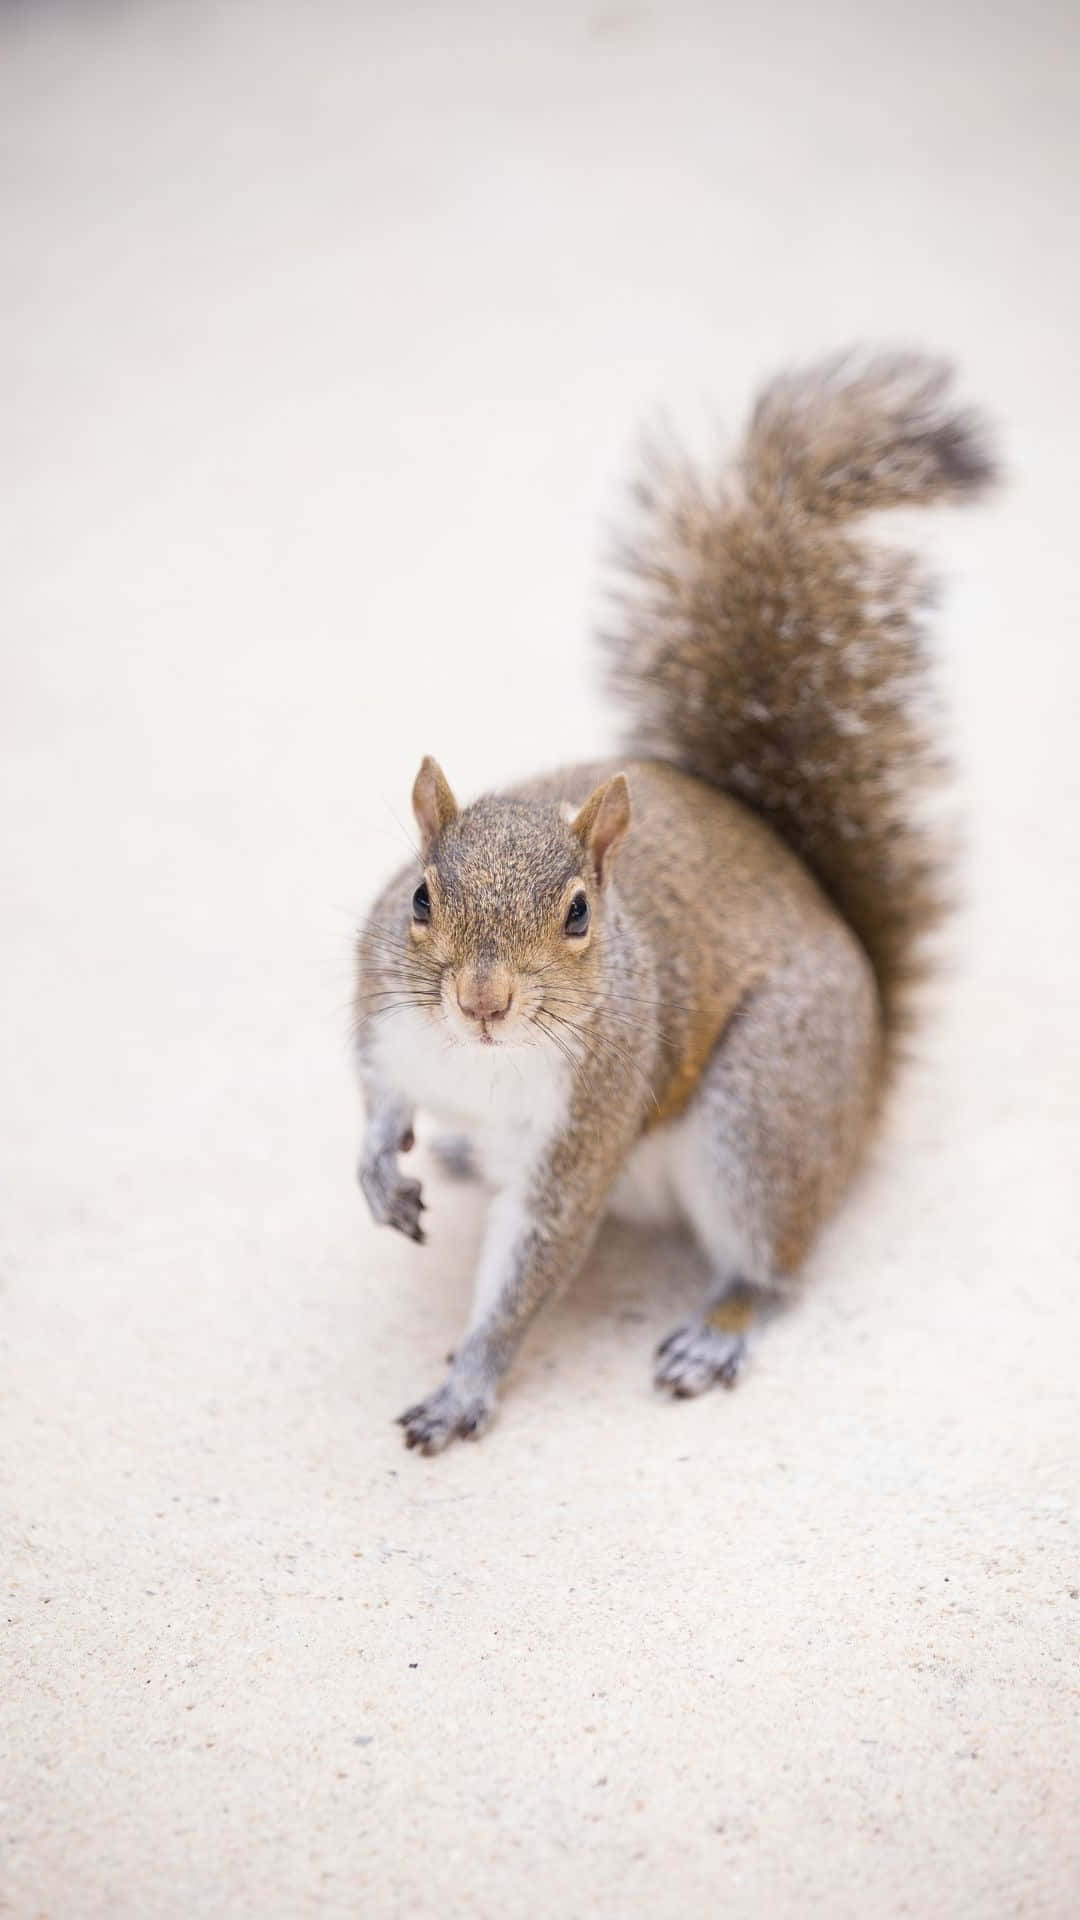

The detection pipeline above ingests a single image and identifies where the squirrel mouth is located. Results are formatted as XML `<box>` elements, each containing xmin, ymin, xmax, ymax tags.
<box><xmin>471</xmin><ymin>1013</ymin><xmax>516</xmax><ymax>1047</ymax></box>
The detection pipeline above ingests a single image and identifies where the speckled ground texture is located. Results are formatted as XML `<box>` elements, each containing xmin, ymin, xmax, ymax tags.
<box><xmin>3</xmin><ymin>2</ymin><xmax>1078</xmax><ymax>1915</ymax></box>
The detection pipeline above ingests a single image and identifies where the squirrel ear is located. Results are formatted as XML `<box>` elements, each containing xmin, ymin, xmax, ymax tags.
<box><xmin>571</xmin><ymin>772</ymin><xmax>631</xmax><ymax>883</ymax></box>
<box><xmin>412</xmin><ymin>756</ymin><xmax>459</xmax><ymax>853</ymax></box>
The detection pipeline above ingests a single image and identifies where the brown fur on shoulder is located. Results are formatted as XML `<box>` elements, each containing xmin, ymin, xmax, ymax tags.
<box><xmin>601</xmin><ymin>349</ymin><xmax>998</xmax><ymax>1059</ymax></box>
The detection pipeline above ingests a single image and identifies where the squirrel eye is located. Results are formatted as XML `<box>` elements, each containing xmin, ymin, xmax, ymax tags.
<box><xmin>411</xmin><ymin>881</ymin><xmax>431</xmax><ymax>924</ymax></box>
<box><xmin>564</xmin><ymin>890</ymin><xmax>590</xmax><ymax>936</ymax></box>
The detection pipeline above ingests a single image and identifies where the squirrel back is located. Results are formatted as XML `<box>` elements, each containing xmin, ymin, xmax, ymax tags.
<box><xmin>602</xmin><ymin>350</ymin><xmax>998</xmax><ymax>1055</ymax></box>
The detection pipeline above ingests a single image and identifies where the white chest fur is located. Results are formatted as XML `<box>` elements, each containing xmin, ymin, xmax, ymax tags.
<box><xmin>608</xmin><ymin>1123</ymin><xmax>684</xmax><ymax>1228</ymax></box>
<box><xmin>365</xmin><ymin>1005</ymin><xmax>574</xmax><ymax>1187</ymax></box>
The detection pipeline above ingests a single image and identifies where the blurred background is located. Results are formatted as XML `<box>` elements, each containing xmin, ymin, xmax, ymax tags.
<box><xmin>3</xmin><ymin>3</ymin><xmax>1078</xmax><ymax>1916</ymax></box>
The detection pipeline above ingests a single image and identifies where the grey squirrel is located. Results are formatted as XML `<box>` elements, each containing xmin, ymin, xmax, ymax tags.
<box><xmin>353</xmin><ymin>351</ymin><xmax>996</xmax><ymax>1454</ymax></box>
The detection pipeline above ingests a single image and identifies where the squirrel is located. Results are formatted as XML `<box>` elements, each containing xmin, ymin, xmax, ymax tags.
<box><xmin>353</xmin><ymin>350</ymin><xmax>997</xmax><ymax>1454</ymax></box>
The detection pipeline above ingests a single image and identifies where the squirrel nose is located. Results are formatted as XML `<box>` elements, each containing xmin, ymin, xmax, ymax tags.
<box><xmin>456</xmin><ymin>968</ymin><xmax>513</xmax><ymax>1023</ymax></box>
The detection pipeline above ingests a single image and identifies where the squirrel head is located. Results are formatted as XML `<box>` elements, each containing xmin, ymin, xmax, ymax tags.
<box><xmin>404</xmin><ymin>756</ymin><xmax>631</xmax><ymax>1050</ymax></box>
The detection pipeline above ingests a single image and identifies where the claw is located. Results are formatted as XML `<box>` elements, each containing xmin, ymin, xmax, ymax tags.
<box><xmin>359</xmin><ymin>1157</ymin><xmax>428</xmax><ymax>1242</ymax></box>
<box><xmin>653</xmin><ymin>1319</ymin><xmax>749</xmax><ymax>1398</ymax></box>
<box><xmin>396</xmin><ymin>1379</ymin><xmax>496</xmax><ymax>1454</ymax></box>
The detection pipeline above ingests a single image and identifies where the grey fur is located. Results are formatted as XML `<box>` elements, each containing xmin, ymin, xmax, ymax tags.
<box><xmin>357</xmin><ymin>1084</ymin><xmax>424</xmax><ymax>1242</ymax></box>
<box><xmin>653</xmin><ymin>1321</ymin><xmax>747</xmax><ymax>1396</ymax></box>
<box><xmin>430</xmin><ymin>1133</ymin><xmax>479</xmax><ymax>1181</ymax></box>
<box><xmin>353</xmin><ymin>349</ymin><xmax>998</xmax><ymax>1452</ymax></box>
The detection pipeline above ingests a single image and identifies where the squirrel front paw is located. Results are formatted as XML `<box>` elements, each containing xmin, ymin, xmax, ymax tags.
<box><xmin>396</xmin><ymin>1377</ymin><xmax>496</xmax><ymax>1454</ymax></box>
<box><xmin>358</xmin><ymin>1154</ymin><xmax>426</xmax><ymax>1243</ymax></box>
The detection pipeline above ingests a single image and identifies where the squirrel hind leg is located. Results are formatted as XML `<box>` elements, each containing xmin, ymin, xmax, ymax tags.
<box><xmin>654</xmin><ymin>932</ymin><xmax>880</xmax><ymax>1398</ymax></box>
<box><xmin>653</xmin><ymin>1277</ymin><xmax>766</xmax><ymax>1397</ymax></box>
<box><xmin>430</xmin><ymin>1132</ymin><xmax>480</xmax><ymax>1181</ymax></box>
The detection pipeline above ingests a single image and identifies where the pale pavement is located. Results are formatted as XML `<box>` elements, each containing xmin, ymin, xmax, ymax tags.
<box><xmin>2</xmin><ymin>3</ymin><xmax>1078</xmax><ymax>1915</ymax></box>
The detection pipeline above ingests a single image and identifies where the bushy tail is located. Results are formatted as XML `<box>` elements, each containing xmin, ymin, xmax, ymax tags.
<box><xmin>603</xmin><ymin>350</ymin><xmax>997</xmax><ymax>1051</ymax></box>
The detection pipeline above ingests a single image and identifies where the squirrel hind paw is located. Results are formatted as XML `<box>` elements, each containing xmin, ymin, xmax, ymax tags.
<box><xmin>653</xmin><ymin>1320</ymin><xmax>749</xmax><ymax>1398</ymax></box>
<box><xmin>430</xmin><ymin>1133</ymin><xmax>479</xmax><ymax>1181</ymax></box>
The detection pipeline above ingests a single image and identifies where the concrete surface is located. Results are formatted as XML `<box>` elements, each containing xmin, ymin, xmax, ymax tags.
<box><xmin>2</xmin><ymin>2</ymin><xmax>1078</xmax><ymax>1915</ymax></box>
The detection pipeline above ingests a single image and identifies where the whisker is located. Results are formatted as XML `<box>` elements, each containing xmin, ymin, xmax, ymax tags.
<box><xmin>539</xmin><ymin>1008</ymin><xmax>634</xmax><ymax>1100</ymax></box>
<box><xmin>356</xmin><ymin>931</ymin><xmax>436</xmax><ymax>968</ymax></box>
<box><xmin>355</xmin><ymin>948</ymin><xmax>442</xmax><ymax>984</ymax></box>
<box><xmin>352</xmin><ymin>987</ymin><xmax>443</xmax><ymax>1029</ymax></box>
<box><xmin>355</xmin><ymin>951</ymin><xmax>437</xmax><ymax>977</ymax></box>
<box><xmin>530</xmin><ymin>1012</ymin><xmax>591</xmax><ymax>1096</ymax></box>
<box><xmin>353</xmin><ymin>983</ymin><xmax>442</xmax><ymax>1002</ymax></box>
<box><xmin>380</xmin><ymin>798</ymin><xmax>426</xmax><ymax>866</ymax></box>
<box><xmin>540</xmin><ymin>1006</ymin><xmax>660</xmax><ymax>1115</ymax></box>
<box><xmin>354</xmin><ymin>999</ymin><xmax>442</xmax><ymax>1031</ymax></box>
<box><xmin>359</xmin><ymin>982</ymin><xmax>441</xmax><ymax>1004</ymax></box>
<box><xmin>353</xmin><ymin>984</ymin><xmax>442</xmax><ymax>1002</ymax></box>
<box><xmin>529</xmin><ymin>959</ymin><xmax>701</xmax><ymax>1018</ymax></box>
<box><xmin>538</xmin><ymin>992</ymin><xmax>681</xmax><ymax>1052</ymax></box>
<box><xmin>353</xmin><ymin>998</ymin><xmax>438</xmax><ymax>1013</ymax></box>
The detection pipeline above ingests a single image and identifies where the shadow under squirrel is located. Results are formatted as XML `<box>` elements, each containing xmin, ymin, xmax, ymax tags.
<box><xmin>354</xmin><ymin>350</ymin><xmax>996</xmax><ymax>1453</ymax></box>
